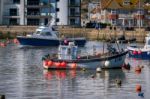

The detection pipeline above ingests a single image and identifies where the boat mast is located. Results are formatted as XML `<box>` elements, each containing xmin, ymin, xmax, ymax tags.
<box><xmin>99</xmin><ymin>0</ymin><xmax>105</xmax><ymax>54</ymax></box>
<box><xmin>139</xmin><ymin>0</ymin><xmax>141</xmax><ymax>37</ymax></box>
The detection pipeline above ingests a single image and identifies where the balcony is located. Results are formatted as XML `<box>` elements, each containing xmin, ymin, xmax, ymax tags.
<box><xmin>26</xmin><ymin>1</ymin><xmax>52</xmax><ymax>8</ymax></box>
<box><xmin>3</xmin><ymin>13</ymin><xmax>20</xmax><ymax>18</ymax></box>
<box><xmin>26</xmin><ymin>12</ymin><xmax>51</xmax><ymax>18</ymax></box>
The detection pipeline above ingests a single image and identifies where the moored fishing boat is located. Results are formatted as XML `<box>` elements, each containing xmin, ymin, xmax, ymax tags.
<box><xmin>127</xmin><ymin>33</ymin><xmax>150</xmax><ymax>59</ymax></box>
<box><xmin>42</xmin><ymin>42</ymin><xmax>128</xmax><ymax>70</ymax></box>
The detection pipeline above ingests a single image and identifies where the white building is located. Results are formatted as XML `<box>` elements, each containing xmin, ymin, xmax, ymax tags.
<box><xmin>0</xmin><ymin>0</ymin><xmax>81</xmax><ymax>26</ymax></box>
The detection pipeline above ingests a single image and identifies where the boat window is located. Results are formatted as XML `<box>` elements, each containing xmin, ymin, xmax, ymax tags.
<box><xmin>68</xmin><ymin>48</ymin><xmax>71</xmax><ymax>55</ymax></box>
<box><xmin>41</xmin><ymin>32</ymin><xmax>52</xmax><ymax>36</ymax></box>
<box><xmin>36</xmin><ymin>31</ymin><xmax>41</xmax><ymax>34</ymax></box>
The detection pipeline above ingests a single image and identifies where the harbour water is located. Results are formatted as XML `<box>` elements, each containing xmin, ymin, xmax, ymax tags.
<box><xmin>0</xmin><ymin>41</ymin><xmax>150</xmax><ymax>99</ymax></box>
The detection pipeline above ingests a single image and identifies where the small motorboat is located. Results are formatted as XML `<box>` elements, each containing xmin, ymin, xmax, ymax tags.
<box><xmin>17</xmin><ymin>26</ymin><xmax>86</xmax><ymax>47</ymax></box>
<box><xmin>42</xmin><ymin>42</ymin><xmax>128</xmax><ymax>70</ymax></box>
<box><xmin>127</xmin><ymin>33</ymin><xmax>150</xmax><ymax>59</ymax></box>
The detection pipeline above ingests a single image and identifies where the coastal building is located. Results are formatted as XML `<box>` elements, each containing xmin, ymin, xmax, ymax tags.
<box><xmin>88</xmin><ymin>0</ymin><xmax>150</xmax><ymax>27</ymax></box>
<box><xmin>88</xmin><ymin>2</ymin><xmax>101</xmax><ymax>22</ymax></box>
<box><xmin>0</xmin><ymin>0</ymin><xmax>81</xmax><ymax>26</ymax></box>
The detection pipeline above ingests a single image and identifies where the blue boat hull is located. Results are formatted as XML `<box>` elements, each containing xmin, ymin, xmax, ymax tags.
<box><xmin>17</xmin><ymin>37</ymin><xmax>86</xmax><ymax>46</ymax></box>
<box><xmin>128</xmin><ymin>50</ymin><xmax>150</xmax><ymax>60</ymax></box>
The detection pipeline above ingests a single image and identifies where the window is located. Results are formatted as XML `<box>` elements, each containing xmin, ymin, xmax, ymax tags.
<box><xmin>9</xmin><ymin>18</ymin><xmax>18</xmax><ymax>25</ymax></box>
<box><xmin>56</xmin><ymin>8</ymin><xmax>59</xmax><ymax>12</ymax></box>
<box><xmin>70</xmin><ymin>0</ymin><xmax>76</xmax><ymax>5</ymax></box>
<box><xmin>9</xmin><ymin>9</ymin><xmax>17</xmax><ymax>16</ymax></box>
<box><xmin>70</xmin><ymin>19</ymin><xmax>75</xmax><ymax>25</ymax></box>
<box><xmin>56</xmin><ymin>18</ymin><xmax>59</xmax><ymax>22</ymax></box>
<box><xmin>112</xmin><ymin>19</ymin><xmax>116</xmax><ymax>25</ymax></box>
<box><xmin>13</xmin><ymin>0</ymin><xmax>20</xmax><ymax>4</ymax></box>
<box><xmin>123</xmin><ymin>0</ymin><xmax>131</xmax><ymax>5</ymax></box>
<box><xmin>70</xmin><ymin>8</ymin><xmax>75</xmax><ymax>16</ymax></box>
<box><xmin>27</xmin><ymin>19</ymin><xmax>39</xmax><ymax>25</ymax></box>
<box><xmin>27</xmin><ymin>0</ymin><xmax>39</xmax><ymax>5</ymax></box>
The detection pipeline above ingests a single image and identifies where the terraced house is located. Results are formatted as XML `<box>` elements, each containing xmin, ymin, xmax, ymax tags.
<box><xmin>0</xmin><ymin>0</ymin><xmax>81</xmax><ymax>26</ymax></box>
<box><xmin>89</xmin><ymin>0</ymin><xmax>150</xmax><ymax>27</ymax></box>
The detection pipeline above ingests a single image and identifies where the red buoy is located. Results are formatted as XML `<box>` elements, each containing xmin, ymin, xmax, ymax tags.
<box><xmin>133</xmin><ymin>50</ymin><xmax>138</xmax><ymax>55</ymax></box>
<box><xmin>54</xmin><ymin>62</ymin><xmax>61</xmax><ymax>68</ymax></box>
<box><xmin>47</xmin><ymin>60</ymin><xmax>53</xmax><ymax>67</ymax></box>
<box><xmin>60</xmin><ymin>61</ymin><xmax>67</xmax><ymax>68</ymax></box>
<box><xmin>136</xmin><ymin>84</ymin><xmax>142</xmax><ymax>93</ymax></box>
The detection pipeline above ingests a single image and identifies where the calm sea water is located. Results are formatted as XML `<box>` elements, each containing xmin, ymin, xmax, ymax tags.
<box><xmin>0</xmin><ymin>41</ymin><xmax>150</xmax><ymax>99</ymax></box>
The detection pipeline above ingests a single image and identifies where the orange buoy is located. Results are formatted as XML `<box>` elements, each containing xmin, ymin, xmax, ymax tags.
<box><xmin>47</xmin><ymin>60</ymin><xmax>53</xmax><ymax>67</ymax></box>
<box><xmin>71</xmin><ymin>63</ymin><xmax>77</xmax><ymax>69</ymax></box>
<box><xmin>135</xmin><ymin>66</ymin><xmax>141</xmax><ymax>73</ymax></box>
<box><xmin>54</xmin><ymin>62</ymin><xmax>61</xmax><ymax>68</ymax></box>
<box><xmin>60</xmin><ymin>61</ymin><xmax>67</xmax><ymax>68</ymax></box>
<box><xmin>136</xmin><ymin>84</ymin><xmax>142</xmax><ymax>93</ymax></box>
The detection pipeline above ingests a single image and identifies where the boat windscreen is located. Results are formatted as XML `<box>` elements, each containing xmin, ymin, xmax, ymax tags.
<box><xmin>41</xmin><ymin>32</ymin><xmax>52</xmax><ymax>36</ymax></box>
<box><xmin>36</xmin><ymin>31</ymin><xmax>41</xmax><ymax>34</ymax></box>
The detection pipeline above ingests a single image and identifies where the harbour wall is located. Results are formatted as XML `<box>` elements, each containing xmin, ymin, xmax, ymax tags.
<box><xmin>0</xmin><ymin>26</ymin><xmax>148</xmax><ymax>43</ymax></box>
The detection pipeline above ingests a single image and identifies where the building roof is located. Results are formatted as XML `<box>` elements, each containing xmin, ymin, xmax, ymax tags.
<box><xmin>90</xmin><ymin>0</ymin><xmax>149</xmax><ymax>14</ymax></box>
<box><xmin>100</xmin><ymin>0</ymin><xmax>143</xmax><ymax>9</ymax></box>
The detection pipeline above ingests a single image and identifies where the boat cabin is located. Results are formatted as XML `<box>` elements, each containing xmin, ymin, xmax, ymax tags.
<box><xmin>58</xmin><ymin>42</ymin><xmax>78</xmax><ymax>60</ymax></box>
<box><xmin>144</xmin><ymin>33</ymin><xmax>150</xmax><ymax>49</ymax></box>
<box><xmin>32</xmin><ymin>26</ymin><xmax>59</xmax><ymax>38</ymax></box>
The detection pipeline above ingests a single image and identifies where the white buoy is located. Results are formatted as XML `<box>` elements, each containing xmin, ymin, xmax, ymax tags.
<box><xmin>104</xmin><ymin>60</ymin><xmax>110</xmax><ymax>67</ymax></box>
<box><xmin>96</xmin><ymin>67</ymin><xmax>102</xmax><ymax>73</ymax></box>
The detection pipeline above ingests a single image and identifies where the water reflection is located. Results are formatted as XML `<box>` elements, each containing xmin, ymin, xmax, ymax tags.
<box><xmin>43</xmin><ymin>69</ymin><xmax>126</xmax><ymax>99</ymax></box>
